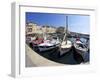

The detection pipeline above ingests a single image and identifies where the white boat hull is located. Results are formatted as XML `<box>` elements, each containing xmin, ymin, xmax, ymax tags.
<box><xmin>60</xmin><ymin>40</ymin><xmax>72</xmax><ymax>55</ymax></box>
<box><xmin>74</xmin><ymin>41</ymin><xmax>88</xmax><ymax>61</ymax></box>
<box><xmin>60</xmin><ymin>47</ymin><xmax>71</xmax><ymax>55</ymax></box>
<box><xmin>38</xmin><ymin>45</ymin><xmax>59</xmax><ymax>52</ymax></box>
<box><xmin>38</xmin><ymin>39</ymin><xmax>60</xmax><ymax>52</ymax></box>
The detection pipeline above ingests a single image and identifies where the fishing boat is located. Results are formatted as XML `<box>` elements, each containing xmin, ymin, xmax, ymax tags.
<box><xmin>59</xmin><ymin>16</ymin><xmax>72</xmax><ymax>56</ymax></box>
<box><xmin>73</xmin><ymin>38</ymin><xmax>88</xmax><ymax>61</ymax></box>
<box><xmin>28</xmin><ymin>36</ymin><xmax>44</xmax><ymax>51</ymax></box>
<box><xmin>37</xmin><ymin>26</ymin><xmax>60</xmax><ymax>52</ymax></box>
<box><xmin>32</xmin><ymin>37</ymin><xmax>44</xmax><ymax>46</ymax></box>
<box><xmin>60</xmin><ymin>40</ymin><xmax>72</xmax><ymax>55</ymax></box>
<box><xmin>38</xmin><ymin>39</ymin><xmax>60</xmax><ymax>52</ymax></box>
<box><xmin>74</xmin><ymin>40</ymin><xmax>88</xmax><ymax>52</ymax></box>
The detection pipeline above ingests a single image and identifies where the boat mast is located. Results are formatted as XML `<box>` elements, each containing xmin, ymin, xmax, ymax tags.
<box><xmin>62</xmin><ymin>16</ymin><xmax>68</xmax><ymax>43</ymax></box>
<box><xmin>44</xmin><ymin>25</ymin><xmax>47</xmax><ymax>40</ymax></box>
<box><xmin>66</xmin><ymin>16</ymin><xmax>68</xmax><ymax>42</ymax></box>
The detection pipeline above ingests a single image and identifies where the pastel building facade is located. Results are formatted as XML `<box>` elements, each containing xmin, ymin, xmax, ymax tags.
<box><xmin>26</xmin><ymin>23</ymin><xmax>56</xmax><ymax>35</ymax></box>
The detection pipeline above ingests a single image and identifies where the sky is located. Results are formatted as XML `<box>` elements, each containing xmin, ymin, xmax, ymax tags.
<box><xmin>26</xmin><ymin>12</ymin><xmax>90</xmax><ymax>34</ymax></box>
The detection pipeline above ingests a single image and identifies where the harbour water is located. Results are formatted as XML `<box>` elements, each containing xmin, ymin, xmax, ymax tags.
<box><xmin>29</xmin><ymin>37</ymin><xmax>90</xmax><ymax>65</ymax></box>
<box><xmin>35</xmin><ymin>46</ymin><xmax>89</xmax><ymax>65</ymax></box>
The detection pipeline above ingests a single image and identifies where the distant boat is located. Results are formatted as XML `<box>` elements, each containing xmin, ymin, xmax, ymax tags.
<box><xmin>32</xmin><ymin>37</ymin><xmax>44</xmax><ymax>46</ymax></box>
<box><xmin>28</xmin><ymin>36</ymin><xmax>44</xmax><ymax>51</ymax></box>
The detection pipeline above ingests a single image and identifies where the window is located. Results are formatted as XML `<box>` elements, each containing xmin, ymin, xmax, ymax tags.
<box><xmin>28</xmin><ymin>28</ymin><xmax>32</xmax><ymax>32</ymax></box>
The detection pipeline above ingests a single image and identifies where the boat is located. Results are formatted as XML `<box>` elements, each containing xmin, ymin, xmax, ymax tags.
<box><xmin>59</xmin><ymin>16</ymin><xmax>72</xmax><ymax>56</ymax></box>
<box><xmin>73</xmin><ymin>38</ymin><xmax>89</xmax><ymax>61</ymax></box>
<box><xmin>74</xmin><ymin>38</ymin><xmax>88</xmax><ymax>52</ymax></box>
<box><xmin>27</xmin><ymin>36</ymin><xmax>44</xmax><ymax>51</ymax></box>
<box><xmin>37</xmin><ymin>26</ymin><xmax>60</xmax><ymax>52</ymax></box>
<box><xmin>60</xmin><ymin>40</ymin><xmax>72</xmax><ymax>55</ymax></box>
<box><xmin>32</xmin><ymin>37</ymin><xmax>44</xmax><ymax>46</ymax></box>
<box><xmin>38</xmin><ymin>39</ymin><xmax>60</xmax><ymax>52</ymax></box>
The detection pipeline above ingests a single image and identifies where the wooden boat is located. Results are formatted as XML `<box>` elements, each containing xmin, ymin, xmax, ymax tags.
<box><xmin>38</xmin><ymin>38</ymin><xmax>60</xmax><ymax>52</ymax></box>
<box><xmin>59</xmin><ymin>16</ymin><xmax>72</xmax><ymax>56</ymax></box>
<box><xmin>74</xmin><ymin>40</ymin><xmax>88</xmax><ymax>52</ymax></box>
<box><xmin>60</xmin><ymin>40</ymin><xmax>72</xmax><ymax>56</ymax></box>
<box><xmin>73</xmin><ymin>39</ymin><xmax>88</xmax><ymax>61</ymax></box>
<box><xmin>37</xmin><ymin>26</ymin><xmax>60</xmax><ymax>52</ymax></box>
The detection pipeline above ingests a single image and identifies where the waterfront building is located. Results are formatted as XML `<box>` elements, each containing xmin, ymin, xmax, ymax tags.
<box><xmin>26</xmin><ymin>23</ymin><xmax>56</xmax><ymax>35</ymax></box>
